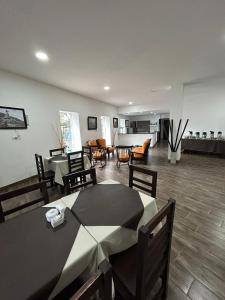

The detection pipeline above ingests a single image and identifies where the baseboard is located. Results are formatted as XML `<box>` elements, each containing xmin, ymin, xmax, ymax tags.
<box><xmin>0</xmin><ymin>175</ymin><xmax>38</xmax><ymax>192</ymax></box>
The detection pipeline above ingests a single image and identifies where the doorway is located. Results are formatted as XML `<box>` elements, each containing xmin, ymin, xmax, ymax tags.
<box><xmin>101</xmin><ymin>116</ymin><xmax>111</xmax><ymax>145</ymax></box>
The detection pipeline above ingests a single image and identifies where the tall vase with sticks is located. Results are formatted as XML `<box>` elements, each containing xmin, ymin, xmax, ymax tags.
<box><xmin>164</xmin><ymin>119</ymin><xmax>189</xmax><ymax>164</ymax></box>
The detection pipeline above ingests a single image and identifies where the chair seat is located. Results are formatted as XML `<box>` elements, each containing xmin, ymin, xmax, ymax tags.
<box><xmin>133</xmin><ymin>153</ymin><xmax>144</xmax><ymax>159</ymax></box>
<box><xmin>118</xmin><ymin>153</ymin><xmax>130</xmax><ymax>162</ymax></box>
<box><xmin>109</xmin><ymin>244</ymin><xmax>138</xmax><ymax>298</ymax></box>
<box><xmin>43</xmin><ymin>170</ymin><xmax>55</xmax><ymax>180</ymax></box>
<box><xmin>93</xmin><ymin>150</ymin><xmax>104</xmax><ymax>159</ymax></box>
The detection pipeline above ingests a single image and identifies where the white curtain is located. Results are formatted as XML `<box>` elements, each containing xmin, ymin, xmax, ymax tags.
<box><xmin>70</xmin><ymin>112</ymin><xmax>82</xmax><ymax>151</ymax></box>
<box><xmin>101</xmin><ymin>116</ymin><xmax>111</xmax><ymax>145</ymax></box>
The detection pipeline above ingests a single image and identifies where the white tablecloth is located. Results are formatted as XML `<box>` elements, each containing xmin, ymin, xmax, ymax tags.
<box><xmin>61</xmin><ymin>180</ymin><xmax>158</xmax><ymax>264</ymax></box>
<box><xmin>44</xmin><ymin>155</ymin><xmax>91</xmax><ymax>186</ymax></box>
<box><xmin>44</xmin><ymin>200</ymin><xmax>98</xmax><ymax>299</ymax></box>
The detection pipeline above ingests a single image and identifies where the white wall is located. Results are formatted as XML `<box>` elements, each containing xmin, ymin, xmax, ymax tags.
<box><xmin>0</xmin><ymin>70</ymin><xmax>118</xmax><ymax>187</ymax></box>
<box><xmin>183</xmin><ymin>78</ymin><xmax>225</xmax><ymax>135</ymax></box>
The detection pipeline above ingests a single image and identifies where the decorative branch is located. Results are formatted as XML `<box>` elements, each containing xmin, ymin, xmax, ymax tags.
<box><xmin>52</xmin><ymin>123</ymin><xmax>65</xmax><ymax>148</ymax></box>
<box><xmin>173</xmin><ymin>119</ymin><xmax>182</xmax><ymax>152</ymax></box>
<box><xmin>175</xmin><ymin>119</ymin><xmax>189</xmax><ymax>152</ymax></box>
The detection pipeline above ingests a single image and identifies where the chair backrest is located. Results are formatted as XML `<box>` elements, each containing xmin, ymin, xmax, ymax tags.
<box><xmin>82</xmin><ymin>146</ymin><xmax>92</xmax><ymax>161</ymax></box>
<box><xmin>35</xmin><ymin>153</ymin><xmax>45</xmax><ymax>181</ymax></box>
<box><xmin>49</xmin><ymin>147</ymin><xmax>65</xmax><ymax>157</ymax></box>
<box><xmin>129</xmin><ymin>164</ymin><xmax>157</xmax><ymax>198</ymax></box>
<box><xmin>68</xmin><ymin>151</ymin><xmax>84</xmax><ymax>174</ymax></box>
<box><xmin>136</xmin><ymin>199</ymin><xmax>175</xmax><ymax>300</ymax></box>
<box><xmin>97</xmin><ymin>138</ymin><xmax>106</xmax><ymax>148</ymax></box>
<box><xmin>63</xmin><ymin>168</ymin><xmax>97</xmax><ymax>195</ymax></box>
<box><xmin>70</xmin><ymin>260</ymin><xmax>112</xmax><ymax>300</ymax></box>
<box><xmin>0</xmin><ymin>181</ymin><xmax>49</xmax><ymax>223</ymax></box>
<box><xmin>116</xmin><ymin>146</ymin><xmax>132</xmax><ymax>160</ymax></box>
<box><xmin>87</xmin><ymin>140</ymin><xmax>98</xmax><ymax>147</ymax></box>
<box><xmin>142</xmin><ymin>139</ymin><xmax>151</xmax><ymax>155</ymax></box>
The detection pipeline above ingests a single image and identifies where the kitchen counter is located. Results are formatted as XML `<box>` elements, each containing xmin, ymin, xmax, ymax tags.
<box><xmin>117</xmin><ymin>132</ymin><xmax>158</xmax><ymax>148</ymax></box>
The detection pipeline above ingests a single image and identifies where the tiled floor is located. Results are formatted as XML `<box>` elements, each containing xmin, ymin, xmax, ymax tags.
<box><xmin>1</xmin><ymin>143</ymin><xmax>225</xmax><ymax>299</ymax></box>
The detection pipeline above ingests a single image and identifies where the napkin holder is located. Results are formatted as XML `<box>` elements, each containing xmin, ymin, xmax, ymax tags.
<box><xmin>46</xmin><ymin>204</ymin><xmax>66</xmax><ymax>228</ymax></box>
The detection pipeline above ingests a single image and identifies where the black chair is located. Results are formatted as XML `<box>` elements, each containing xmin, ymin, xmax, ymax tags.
<box><xmin>49</xmin><ymin>147</ymin><xmax>65</xmax><ymax>157</ymax></box>
<box><xmin>109</xmin><ymin>199</ymin><xmax>175</xmax><ymax>300</ymax></box>
<box><xmin>129</xmin><ymin>164</ymin><xmax>157</xmax><ymax>198</ymax></box>
<box><xmin>70</xmin><ymin>260</ymin><xmax>112</xmax><ymax>300</ymax></box>
<box><xmin>82</xmin><ymin>146</ymin><xmax>92</xmax><ymax>163</ymax></box>
<box><xmin>63</xmin><ymin>168</ymin><xmax>97</xmax><ymax>195</ymax></box>
<box><xmin>0</xmin><ymin>181</ymin><xmax>49</xmax><ymax>223</ymax></box>
<box><xmin>68</xmin><ymin>151</ymin><xmax>85</xmax><ymax>173</ymax></box>
<box><xmin>35</xmin><ymin>154</ymin><xmax>55</xmax><ymax>187</ymax></box>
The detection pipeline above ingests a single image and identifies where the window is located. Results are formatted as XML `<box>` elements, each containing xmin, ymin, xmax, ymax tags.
<box><xmin>101</xmin><ymin>116</ymin><xmax>111</xmax><ymax>145</ymax></box>
<box><xmin>119</xmin><ymin>118</ymin><xmax>126</xmax><ymax>134</ymax></box>
<box><xmin>59</xmin><ymin>111</ymin><xmax>82</xmax><ymax>152</ymax></box>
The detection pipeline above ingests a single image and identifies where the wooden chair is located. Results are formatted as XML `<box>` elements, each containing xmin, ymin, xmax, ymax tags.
<box><xmin>35</xmin><ymin>154</ymin><xmax>55</xmax><ymax>187</ymax></box>
<box><xmin>131</xmin><ymin>139</ymin><xmax>151</xmax><ymax>165</ymax></box>
<box><xmin>49</xmin><ymin>147</ymin><xmax>65</xmax><ymax>157</ymax></box>
<box><xmin>70</xmin><ymin>260</ymin><xmax>112</xmax><ymax>300</ymax></box>
<box><xmin>0</xmin><ymin>181</ymin><xmax>49</xmax><ymax>223</ymax></box>
<box><xmin>97</xmin><ymin>138</ymin><xmax>115</xmax><ymax>159</ymax></box>
<box><xmin>86</xmin><ymin>140</ymin><xmax>107</xmax><ymax>168</ymax></box>
<box><xmin>63</xmin><ymin>168</ymin><xmax>97</xmax><ymax>195</ymax></box>
<box><xmin>109</xmin><ymin>199</ymin><xmax>175</xmax><ymax>300</ymax></box>
<box><xmin>68</xmin><ymin>151</ymin><xmax>84</xmax><ymax>173</ymax></box>
<box><xmin>82</xmin><ymin>146</ymin><xmax>93</xmax><ymax>164</ymax></box>
<box><xmin>116</xmin><ymin>146</ymin><xmax>132</xmax><ymax>168</ymax></box>
<box><xmin>129</xmin><ymin>164</ymin><xmax>157</xmax><ymax>198</ymax></box>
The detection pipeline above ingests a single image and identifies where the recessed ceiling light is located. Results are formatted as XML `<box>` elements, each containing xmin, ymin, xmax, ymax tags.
<box><xmin>35</xmin><ymin>51</ymin><xmax>49</xmax><ymax>62</ymax></box>
<box><xmin>104</xmin><ymin>86</ymin><xmax>111</xmax><ymax>91</ymax></box>
<box><xmin>129</xmin><ymin>101</ymin><xmax>133</xmax><ymax>105</ymax></box>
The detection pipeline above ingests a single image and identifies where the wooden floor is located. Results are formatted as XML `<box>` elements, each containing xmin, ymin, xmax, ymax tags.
<box><xmin>1</xmin><ymin>142</ymin><xmax>225</xmax><ymax>300</ymax></box>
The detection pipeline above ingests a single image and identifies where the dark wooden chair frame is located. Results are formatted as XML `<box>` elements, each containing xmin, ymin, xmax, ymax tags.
<box><xmin>116</xmin><ymin>145</ymin><xmax>132</xmax><ymax>168</ymax></box>
<box><xmin>49</xmin><ymin>147</ymin><xmax>65</xmax><ymax>157</ymax></box>
<box><xmin>35</xmin><ymin>154</ymin><xmax>55</xmax><ymax>187</ymax></box>
<box><xmin>63</xmin><ymin>168</ymin><xmax>97</xmax><ymax>195</ymax></box>
<box><xmin>129</xmin><ymin>164</ymin><xmax>157</xmax><ymax>198</ymax></box>
<box><xmin>131</xmin><ymin>142</ymin><xmax>150</xmax><ymax>165</ymax></box>
<box><xmin>70</xmin><ymin>260</ymin><xmax>112</xmax><ymax>300</ymax></box>
<box><xmin>0</xmin><ymin>181</ymin><xmax>49</xmax><ymax>223</ymax></box>
<box><xmin>68</xmin><ymin>151</ymin><xmax>85</xmax><ymax>174</ymax></box>
<box><xmin>111</xmin><ymin>199</ymin><xmax>175</xmax><ymax>300</ymax></box>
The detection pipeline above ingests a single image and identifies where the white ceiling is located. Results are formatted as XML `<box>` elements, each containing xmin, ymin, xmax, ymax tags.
<box><xmin>1</xmin><ymin>0</ymin><xmax>225</xmax><ymax>107</ymax></box>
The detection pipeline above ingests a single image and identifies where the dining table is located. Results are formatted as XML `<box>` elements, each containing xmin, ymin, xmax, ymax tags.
<box><xmin>0</xmin><ymin>180</ymin><xmax>158</xmax><ymax>300</ymax></box>
<box><xmin>44</xmin><ymin>154</ymin><xmax>91</xmax><ymax>185</ymax></box>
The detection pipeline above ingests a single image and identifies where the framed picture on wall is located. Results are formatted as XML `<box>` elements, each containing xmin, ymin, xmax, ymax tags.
<box><xmin>113</xmin><ymin>117</ymin><xmax>118</xmax><ymax>128</ymax></box>
<box><xmin>88</xmin><ymin>116</ymin><xmax>97</xmax><ymax>130</ymax></box>
<box><xmin>0</xmin><ymin>106</ymin><xmax>27</xmax><ymax>129</ymax></box>
<box><xmin>125</xmin><ymin>120</ymin><xmax>129</xmax><ymax>127</ymax></box>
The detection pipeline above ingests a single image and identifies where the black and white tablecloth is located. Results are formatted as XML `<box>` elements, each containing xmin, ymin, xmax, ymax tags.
<box><xmin>62</xmin><ymin>180</ymin><xmax>158</xmax><ymax>264</ymax></box>
<box><xmin>0</xmin><ymin>200</ymin><xmax>98</xmax><ymax>300</ymax></box>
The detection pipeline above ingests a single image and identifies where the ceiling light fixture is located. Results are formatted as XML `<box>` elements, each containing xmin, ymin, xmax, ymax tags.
<box><xmin>35</xmin><ymin>51</ymin><xmax>49</xmax><ymax>62</ymax></box>
<box><xmin>129</xmin><ymin>101</ymin><xmax>133</xmax><ymax>105</ymax></box>
<box><xmin>104</xmin><ymin>86</ymin><xmax>111</xmax><ymax>91</ymax></box>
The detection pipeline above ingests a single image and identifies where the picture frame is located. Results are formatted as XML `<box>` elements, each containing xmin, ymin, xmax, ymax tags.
<box><xmin>0</xmin><ymin>106</ymin><xmax>27</xmax><ymax>129</ymax></box>
<box><xmin>88</xmin><ymin>116</ymin><xmax>97</xmax><ymax>130</ymax></box>
<box><xmin>125</xmin><ymin>120</ymin><xmax>129</xmax><ymax>127</ymax></box>
<box><xmin>113</xmin><ymin>117</ymin><xmax>118</xmax><ymax>128</ymax></box>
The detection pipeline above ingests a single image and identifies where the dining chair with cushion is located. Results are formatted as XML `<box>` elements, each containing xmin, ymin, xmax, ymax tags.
<box><xmin>68</xmin><ymin>151</ymin><xmax>84</xmax><ymax>173</ymax></box>
<box><xmin>49</xmin><ymin>147</ymin><xmax>65</xmax><ymax>157</ymax></box>
<box><xmin>116</xmin><ymin>146</ymin><xmax>132</xmax><ymax>168</ymax></box>
<box><xmin>129</xmin><ymin>164</ymin><xmax>157</xmax><ymax>198</ymax></box>
<box><xmin>87</xmin><ymin>140</ymin><xmax>107</xmax><ymax>168</ymax></box>
<box><xmin>109</xmin><ymin>199</ymin><xmax>175</xmax><ymax>300</ymax></box>
<box><xmin>0</xmin><ymin>181</ymin><xmax>49</xmax><ymax>223</ymax></box>
<box><xmin>131</xmin><ymin>138</ymin><xmax>151</xmax><ymax>165</ymax></box>
<box><xmin>70</xmin><ymin>260</ymin><xmax>112</xmax><ymax>300</ymax></box>
<box><xmin>97</xmin><ymin>138</ymin><xmax>115</xmax><ymax>159</ymax></box>
<box><xmin>63</xmin><ymin>167</ymin><xmax>97</xmax><ymax>195</ymax></box>
<box><xmin>35</xmin><ymin>154</ymin><xmax>55</xmax><ymax>187</ymax></box>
